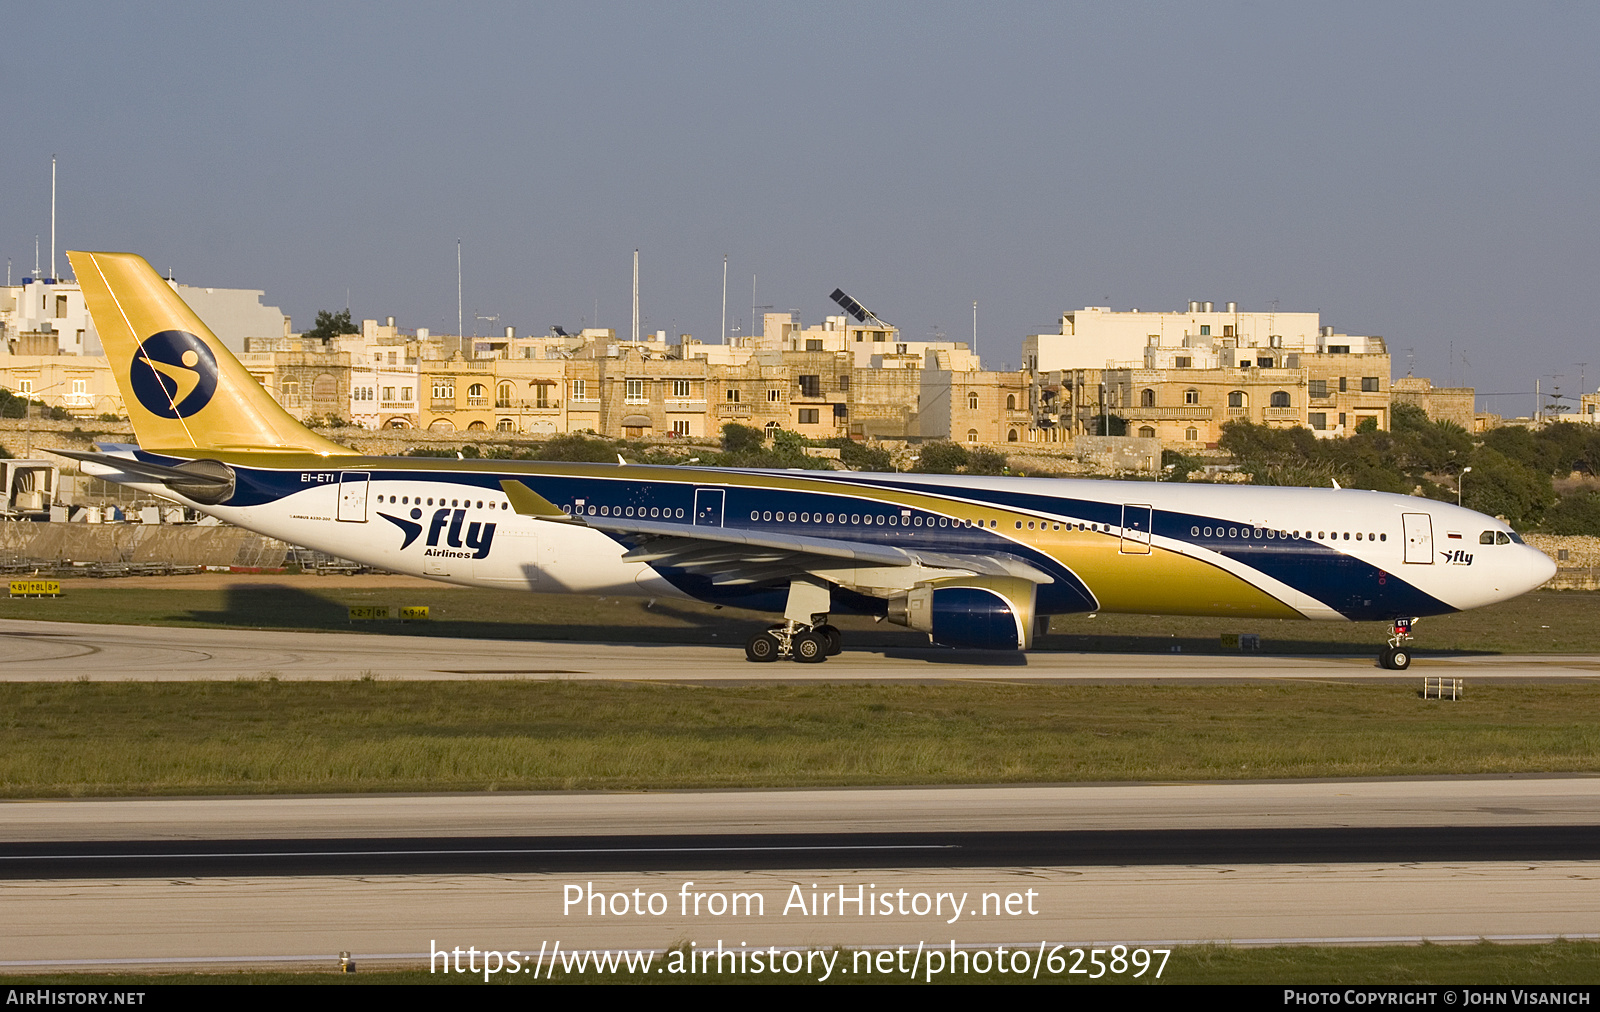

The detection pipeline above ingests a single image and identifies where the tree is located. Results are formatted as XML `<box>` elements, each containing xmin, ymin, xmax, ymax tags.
<box><xmin>769</xmin><ymin>428</ymin><xmax>809</xmax><ymax>462</ymax></box>
<box><xmin>966</xmin><ymin>447</ymin><xmax>1008</xmax><ymax>475</ymax></box>
<box><xmin>913</xmin><ymin>441</ymin><xmax>969</xmax><ymax>474</ymax></box>
<box><xmin>535</xmin><ymin>433</ymin><xmax>620</xmax><ymax>462</ymax></box>
<box><xmin>1463</xmin><ymin>447</ymin><xmax>1552</xmax><ymax>528</ymax></box>
<box><xmin>831</xmin><ymin>439</ymin><xmax>892</xmax><ymax>472</ymax></box>
<box><xmin>303</xmin><ymin>309</ymin><xmax>359</xmax><ymax>342</ymax></box>
<box><xmin>1544</xmin><ymin>490</ymin><xmax>1600</xmax><ymax>535</ymax></box>
<box><xmin>720</xmin><ymin>423</ymin><xmax>765</xmax><ymax>455</ymax></box>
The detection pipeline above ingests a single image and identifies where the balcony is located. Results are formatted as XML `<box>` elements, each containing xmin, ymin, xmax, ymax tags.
<box><xmin>497</xmin><ymin>399</ymin><xmax>562</xmax><ymax>411</ymax></box>
<box><xmin>1124</xmin><ymin>406</ymin><xmax>1214</xmax><ymax>421</ymax></box>
<box><xmin>665</xmin><ymin>398</ymin><xmax>707</xmax><ymax>411</ymax></box>
<box><xmin>1264</xmin><ymin>407</ymin><xmax>1301</xmax><ymax>421</ymax></box>
<box><xmin>716</xmin><ymin>404</ymin><xmax>753</xmax><ymax>418</ymax></box>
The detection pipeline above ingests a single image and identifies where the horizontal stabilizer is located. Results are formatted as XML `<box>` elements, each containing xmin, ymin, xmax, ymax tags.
<box><xmin>47</xmin><ymin>448</ymin><xmax>236</xmax><ymax>506</ymax></box>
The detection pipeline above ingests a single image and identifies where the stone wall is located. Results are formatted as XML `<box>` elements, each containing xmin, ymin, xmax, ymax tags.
<box><xmin>0</xmin><ymin>522</ymin><xmax>288</xmax><ymax>568</ymax></box>
<box><xmin>1525</xmin><ymin>534</ymin><xmax>1600</xmax><ymax>589</ymax></box>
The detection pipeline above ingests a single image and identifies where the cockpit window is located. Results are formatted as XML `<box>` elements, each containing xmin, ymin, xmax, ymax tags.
<box><xmin>1480</xmin><ymin>531</ymin><xmax>1496</xmax><ymax>545</ymax></box>
<box><xmin>1508</xmin><ymin>531</ymin><xmax>1525</xmax><ymax>544</ymax></box>
<box><xmin>1497</xmin><ymin>531</ymin><xmax>1512</xmax><ymax>545</ymax></box>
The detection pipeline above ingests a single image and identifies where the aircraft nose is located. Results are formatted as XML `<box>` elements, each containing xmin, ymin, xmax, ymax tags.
<box><xmin>1512</xmin><ymin>545</ymin><xmax>1557</xmax><ymax>595</ymax></box>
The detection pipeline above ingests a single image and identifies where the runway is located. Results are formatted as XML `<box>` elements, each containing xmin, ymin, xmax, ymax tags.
<box><xmin>7</xmin><ymin>862</ymin><xmax>1600</xmax><ymax>970</ymax></box>
<box><xmin>7</xmin><ymin>615</ymin><xmax>1600</xmax><ymax>971</ymax></box>
<box><xmin>8</xmin><ymin>776</ymin><xmax>1600</xmax><ymax>841</ymax></box>
<box><xmin>7</xmin><ymin>779</ymin><xmax>1600</xmax><ymax>969</ymax></box>
<box><xmin>5</xmin><ymin>618</ymin><xmax>1600</xmax><ymax>680</ymax></box>
<box><xmin>9</xmin><ymin>826</ymin><xmax>1600</xmax><ymax>878</ymax></box>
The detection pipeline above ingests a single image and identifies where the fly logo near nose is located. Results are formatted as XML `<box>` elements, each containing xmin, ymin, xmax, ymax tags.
<box><xmin>1441</xmin><ymin>549</ymin><xmax>1474</xmax><ymax>565</ymax></box>
<box><xmin>130</xmin><ymin>330</ymin><xmax>219</xmax><ymax>418</ymax></box>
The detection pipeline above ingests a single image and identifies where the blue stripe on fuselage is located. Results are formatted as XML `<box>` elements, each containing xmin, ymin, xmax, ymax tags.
<box><xmin>147</xmin><ymin>454</ymin><xmax>1449</xmax><ymax>619</ymax></box>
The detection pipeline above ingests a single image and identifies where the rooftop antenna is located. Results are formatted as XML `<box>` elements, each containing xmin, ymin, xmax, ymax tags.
<box><xmin>632</xmin><ymin>249</ymin><xmax>639</xmax><ymax>343</ymax></box>
<box><xmin>50</xmin><ymin>155</ymin><xmax>57</xmax><ymax>280</ymax></box>
<box><xmin>720</xmin><ymin>254</ymin><xmax>727</xmax><ymax>345</ymax></box>
<box><xmin>972</xmin><ymin>300</ymin><xmax>978</xmax><ymax>357</ymax></box>
<box><xmin>34</xmin><ymin>235</ymin><xmax>40</xmax><ymax>278</ymax></box>
<box><xmin>456</xmin><ymin>239</ymin><xmax>463</xmax><ymax>338</ymax></box>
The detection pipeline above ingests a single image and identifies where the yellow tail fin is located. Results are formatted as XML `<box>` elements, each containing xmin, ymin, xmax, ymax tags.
<box><xmin>67</xmin><ymin>250</ymin><xmax>352</xmax><ymax>454</ymax></box>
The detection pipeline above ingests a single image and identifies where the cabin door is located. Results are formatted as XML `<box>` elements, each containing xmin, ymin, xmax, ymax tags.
<box><xmin>1120</xmin><ymin>503</ymin><xmax>1153</xmax><ymax>554</ymax></box>
<box><xmin>1402</xmin><ymin>513</ymin><xmax>1434</xmax><ymax>564</ymax></box>
<box><xmin>337</xmin><ymin>472</ymin><xmax>370</xmax><ymax>522</ymax></box>
<box><xmin>694</xmin><ymin>488</ymin><xmax>725</xmax><ymax>527</ymax></box>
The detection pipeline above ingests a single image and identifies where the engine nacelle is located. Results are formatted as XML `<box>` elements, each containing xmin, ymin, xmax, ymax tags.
<box><xmin>886</xmin><ymin>576</ymin><xmax>1038</xmax><ymax>651</ymax></box>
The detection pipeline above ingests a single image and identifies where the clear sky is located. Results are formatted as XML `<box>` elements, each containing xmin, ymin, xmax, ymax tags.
<box><xmin>4</xmin><ymin>2</ymin><xmax>1597</xmax><ymax>415</ymax></box>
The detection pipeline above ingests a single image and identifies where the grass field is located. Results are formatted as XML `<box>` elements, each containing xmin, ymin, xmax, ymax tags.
<box><xmin>3</xmin><ymin>576</ymin><xmax>1599</xmax><ymax>656</ymax></box>
<box><xmin>7</xmin><ymin>941</ymin><xmax>1600</xmax><ymax>985</ymax></box>
<box><xmin>6</xmin><ymin>679</ymin><xmax>1600</xmax><ymax>796</ymax></box>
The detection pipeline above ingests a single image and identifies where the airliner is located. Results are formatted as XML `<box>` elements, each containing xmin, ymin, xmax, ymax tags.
<box><xmin>55</xmin><ymin>250</ymin><xmax>1555</xmax><ymax>667</ymax></box>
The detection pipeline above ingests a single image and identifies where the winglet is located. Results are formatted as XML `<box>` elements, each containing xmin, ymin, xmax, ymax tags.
<box><xmin>500</xmin><ymin>480</ymin><xmax>583</xmax><ymax>523</ymax></box>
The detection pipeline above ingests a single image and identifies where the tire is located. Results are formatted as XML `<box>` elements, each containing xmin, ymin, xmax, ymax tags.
<box><xmin>817</xmin><ymin>624</ymin><xmax>842</xmax><ymax>656</ymax></box>
<box><xmin>1378</xmin><ymin>647</ymin><xmax>1395</xmax><ymax>669</ymax></box>
<box><xmin>745</xmin><ymin>631</ymin><xmax>781</xmax><ymax>662</ymax></box>
<box><xmin>1390</xmin><ymin>647</ymin><xmax>1411</xmax><ymax>670</ymax></box>
<box><xmin>793</xmin><ymin>631</ymin><xmax>828</xmax><ymax>664</ymax></box>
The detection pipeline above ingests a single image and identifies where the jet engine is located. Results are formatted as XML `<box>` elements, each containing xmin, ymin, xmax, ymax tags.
<box><xmin>886</xmin><ymin>576</ymin><xmax>1038</xmax><ymax>650</ymax></box>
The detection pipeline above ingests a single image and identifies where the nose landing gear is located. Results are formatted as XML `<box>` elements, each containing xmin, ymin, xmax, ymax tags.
<box><xmin>1379</xmin><ymin>618</ymin><xmax>1415</xmax><ymax>670</ymax></box>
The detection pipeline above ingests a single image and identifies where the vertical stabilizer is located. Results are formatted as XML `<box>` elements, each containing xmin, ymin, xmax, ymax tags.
<box><xmin>67</xmin><ymin>250</ymin><xmax>352</xmax><ymax>454</ymax></box>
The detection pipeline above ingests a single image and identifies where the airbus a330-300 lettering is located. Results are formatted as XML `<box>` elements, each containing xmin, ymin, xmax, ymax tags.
<box><xmin>57</xmin><ymin>251</ymin><xmax>1555</xmax><ymax>667</ymax></box>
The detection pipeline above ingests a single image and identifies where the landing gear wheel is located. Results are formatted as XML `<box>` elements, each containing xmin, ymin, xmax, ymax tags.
<box><xmin>816</xmin><ymin>624</ymin><xmax>842</xmax><ymax>656</ymax></box>
<box><xmin>793</xmin><ymin>631</ymin><xmax>829</xmax><ymax>664</ymax></box>
<box><xmin>1379</xmin><ymin>646</ymin><xmax>1413</xmax><ymax>670</ymax></box>
<box><xmin>745</xmin><ymin>631</ymin><xmax>781</xmax><ymax>662</ymax></box>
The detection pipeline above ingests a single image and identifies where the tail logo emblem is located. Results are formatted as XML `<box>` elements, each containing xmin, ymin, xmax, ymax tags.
<box><xmin>131</xmin><ymin>330</ymin><xmax>219</xmax><ymax>418</ymax></box>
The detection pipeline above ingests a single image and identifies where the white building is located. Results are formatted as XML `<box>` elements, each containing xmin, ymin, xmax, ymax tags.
<box><xmin>683</xmin><ymin>311</ymin><xmax>979</xmax><ymax>370</ymax></box>
<box><xmin>1</xmin><ymin>274</ymin><xmax>289</xmax><ymax>357</ymax></box>
<box><xmin>0</xmin><ymin>277</ymin><xmax>98</xmax><ymax>355</ymax></box>
<box><xmin>1023</xmin><ymin>301</ymin><xmax>1382</xmax><ymax>372</ymax></box>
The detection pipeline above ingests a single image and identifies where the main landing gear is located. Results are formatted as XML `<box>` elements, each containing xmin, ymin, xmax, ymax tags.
<box><xmin>745</xmin><ymin>621</ymin><xmax>842</xmax><ymax>664</ymax></box>
<box><xmin>745</xmin><ymin>578</ymin><xmax>841</xmax><ymax>663</ymax></box>
<box><xmin>1379</xmin><ymin>618</ymin><xmax>1415</xmax><ymax>670</ymax></box>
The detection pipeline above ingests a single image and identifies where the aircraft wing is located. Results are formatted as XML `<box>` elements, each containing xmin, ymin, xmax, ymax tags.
<box><xmin>501</xmin><ymin>479</ymin><xmax>1053</xmax><ymax>588</ymax></box>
